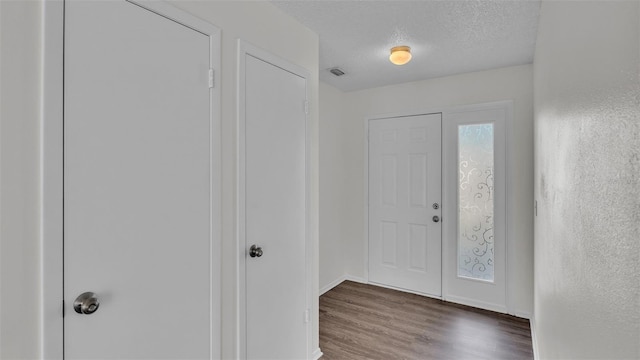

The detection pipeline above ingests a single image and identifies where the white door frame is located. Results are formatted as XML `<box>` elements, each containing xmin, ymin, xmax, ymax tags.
<box><xmin>363</xmin><ymin>101</ymin><xmax>515</xmax><ymax>313</ymax></box>
<box><xmin>236</xmin><ymin>40</ymin><xmax>313</xmax><ymax>359</ymax></box>
<box><xmin>41</xmin><ymin>1</ymin><xmax>222</xmax><ymax>358</ymax></box>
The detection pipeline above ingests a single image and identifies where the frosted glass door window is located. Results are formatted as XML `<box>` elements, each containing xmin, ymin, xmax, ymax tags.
<box><xmin>458</xmin><ymin>123</ymin><xmax>494</xmax><ymax>281</ymax></box>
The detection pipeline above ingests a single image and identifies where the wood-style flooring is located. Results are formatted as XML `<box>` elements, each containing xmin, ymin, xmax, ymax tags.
<box><xmin>319</xmin><ymin>281</ymin><xmax>533</xmax><ymax>360</ymax></box>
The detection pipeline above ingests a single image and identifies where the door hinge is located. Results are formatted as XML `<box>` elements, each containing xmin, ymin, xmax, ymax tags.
<box><xmin>62</xmin><ymin>300</ymin><xmax>65</xmax><ymax>318</ymax></box>
<box><xmin>208</xmin><ymin>69</ymin><xmax>214</xmax><ymax>88</ymax></box>
<box><xmin>304</xmin><ymin>309</ymin><xmax>310</xmax><ymax>323</ymax></box>
<box><xmin>304</xmin><ymin>100</ymin><xmax>309</xmax><ymax>115</ymax></box>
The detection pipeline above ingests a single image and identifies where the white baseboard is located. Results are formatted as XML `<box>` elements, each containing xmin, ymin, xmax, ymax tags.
<box><xmin>367</xmin><ymin>281</ymin><xmax>442</xmax><ymax>300</ymax></box>
<box><xmin>311</xmin><ymin>347</ymin><xmax>323</xmax><ymax>360</ymax></box>
<box><xmin>344</xmin><ymin>275</ymin><xmax>367</xmax><ymax>284</ymax></box>
<box><xmin>319</xmin><ymin>274</ymin><xmax>368</xmax><ymax>295</ymax></box>
<box><xmin>319</xmin><ymin>275</ymin><xmax>348</xmax><ymax>295</ymax></box>
<box><xmin>513</xmin><ymin>310</ymin><xmax>532</xmax><ymax>319</ymax></box>
<box><xmin>443</xmin><ymin>294</ymin><xmax>508</xmax><ymax>314</ymax></box>
<box><xmin>530</xmin><ymin>315</ymin><xmax>539</xmax><ymax>360</ymax></box>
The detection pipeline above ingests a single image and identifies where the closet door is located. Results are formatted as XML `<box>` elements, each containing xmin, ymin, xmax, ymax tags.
<box><xmin>64</xmin><ymin>1</ymin><xmax>218</xmax><ymax>358</ymax></box>
<box><xmin>241</xmin><ymin>51</ymin><xmax>310</xmax><ymax>359</ymax></box>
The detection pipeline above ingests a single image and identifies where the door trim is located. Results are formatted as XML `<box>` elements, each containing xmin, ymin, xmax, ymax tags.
<box><xmin>236</xmin><ymin>40</ymin><xmax>312</xmax><ymax>359</ymax></box>
<box><xmin>41</xmin><ymin>2</ymin><xmax>222</xmax><ymax>358</ymax></box>
<box><xmin>363</xmin><ymin>101</ymin><xmax>515</xmax><ymax>314</ymax></box>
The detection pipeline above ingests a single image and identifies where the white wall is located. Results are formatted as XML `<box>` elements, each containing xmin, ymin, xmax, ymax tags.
<box><xmin>0</xmin><ymin>1</ymin><xmax>319</xmax><ymax>358</ymax></box>
<box><xmin>533</xmin><ymin>1</ymin><xmax>640</xmax><ymax>358</ymax></box>
<box><xmin>319</xmin><ymin>64</ymin><xmax>534</xmax><ymax>315</ymax></box>
<box><xmin>0</xmin><ymin>1</ymin><xmax>43</xmax><ymax>358</ymax></box>
<box><xmin>319</xmin><ymin>82</ymin><xmax>349</xmax><ymax>292</ymax></box>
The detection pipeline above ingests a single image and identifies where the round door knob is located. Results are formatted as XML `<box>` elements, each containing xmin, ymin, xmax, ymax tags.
<box><xmin>432</xmin><ymin>215</ymin><xmax>440</xmax><ymax>223</ymax></box>
<box><xmin>73</xmin><ymin>292</ymin><xmax>100</xmax><ymax>315</ymax></box>
<box><xmin>249</xmin><ymin>245</ymin><xmax>263</xmax><ymax>258</ymax></box>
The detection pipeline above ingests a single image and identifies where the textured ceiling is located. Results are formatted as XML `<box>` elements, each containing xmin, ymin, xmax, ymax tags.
<box><xmin>271</xmin><ymin>0</ymin><xmax>541</xmax><ymax>92</ymax></box>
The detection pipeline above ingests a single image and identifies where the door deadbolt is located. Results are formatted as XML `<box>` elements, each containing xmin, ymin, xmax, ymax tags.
<box><xmin>433</xmin><ymin>203</ymin><xmax>439</xmax><ymax>210</ymax></box>
<box><xmin>73</xmin><ymin>292</ymin><xmax>100</xmax><ymax>315</ymax></box>
<box><xmin>249</xmin><ymin>245</ymin><xmax>263</xmax><ymax>258</ymax></box>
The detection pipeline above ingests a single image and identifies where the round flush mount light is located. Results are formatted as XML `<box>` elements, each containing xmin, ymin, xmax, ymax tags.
<box><xmin>389</xmin><ymin>45</ymin><xmax>412</xmax><ymax>65</ymax></box>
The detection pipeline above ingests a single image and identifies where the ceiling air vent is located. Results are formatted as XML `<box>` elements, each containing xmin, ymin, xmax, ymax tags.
<box><xmin>328</xmin><ymin>67</ymin><xmax>345</xmax><ymax>77</ymax></box>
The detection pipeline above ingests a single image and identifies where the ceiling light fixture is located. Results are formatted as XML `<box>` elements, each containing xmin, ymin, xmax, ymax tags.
<box><xmin>329</xmin><ymin>67</ymin><xmax>346</xmax><ymax>76</ymax></box>
<box><xmin>389</xmin><ymin>45</ymin><xmax>412</xmax><ymax>65</ymax></box>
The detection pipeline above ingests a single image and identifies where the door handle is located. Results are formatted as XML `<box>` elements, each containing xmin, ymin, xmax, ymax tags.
<box><xmin>73</xmin><ymin>292</ymin><xmax>100</xmax><ymax>315</ymax></box>
<box><xmin>249</xmin><ymin>245</ymin><xmax>263</xmax><ymax>258</ymax></box>
<box><xmin>432</xmin><ymin>216</ymin><xmax>440</xmax><ymax>223</ymax></box>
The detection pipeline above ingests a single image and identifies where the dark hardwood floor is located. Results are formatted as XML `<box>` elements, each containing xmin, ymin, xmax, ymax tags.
<box><xmin>319</xmin><ymin>281</ymin><xmax>533</xmax><ymax>360</ymax></box>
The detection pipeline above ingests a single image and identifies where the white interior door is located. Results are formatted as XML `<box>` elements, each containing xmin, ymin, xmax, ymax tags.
<box><xmin>368</xmin><ymin>114</ymin><xmax>442</xmax><ymax>297</ymax></box>
<box><xmin>241</xmin><ymin>52</ymin><xmax>309</xmax><ymax>359</ymax></box>
<box><xmin>64</xmin><ymin>1</ymin><xmax>218</xmax><ymax>358</ymax></box>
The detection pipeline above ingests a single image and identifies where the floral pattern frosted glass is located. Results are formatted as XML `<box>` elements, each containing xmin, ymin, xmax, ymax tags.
<box><xmin>458</xmin><ymin>124</ymin><xmax>494</xmax><ymax>281</ymax></box>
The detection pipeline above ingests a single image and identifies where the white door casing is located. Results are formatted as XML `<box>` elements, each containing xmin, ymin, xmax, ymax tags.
<box><xmin>238</xmin><ymin>42</ymin><xmax>311</xmax><ymax>360</ymax></box>
<box><xmin>63</xmin><ymin>1</ymin><xmax>221</xmax><ymax>358</ymax></box>
<box><xmin>367</xmin><ymin>114</ymin><xmax>442</xmax><ymax>297</ymax></box>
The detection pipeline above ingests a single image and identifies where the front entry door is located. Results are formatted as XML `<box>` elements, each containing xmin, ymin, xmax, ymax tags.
<box><xmin>241</xmin><ymin>51</ymin><xmax>309</xmax><ymax>359</ymax></box>
<box><xmin>368</xmin><ymin>114</ymin><xmax>442</xmax><ymax>296</ymax></box>
<box><xmin>64</xmin><ymin>1</ymin><xmax>217</xmax><ymax>358</ymax></box>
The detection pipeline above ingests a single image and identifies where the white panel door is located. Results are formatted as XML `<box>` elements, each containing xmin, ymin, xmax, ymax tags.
<box><xmin>368</xmin><ymin>114</ymin><xmax>442</xmax><ymax>296</ymax></box>
<box><xmin>64</xmin><ymin>1</ymin><xmax>216</xmax><ymax>358</ymax></box>
<box><xmin>243</xmin><ymin>54</ymin><xmax>308</xmax><ymax>359</ymax></box>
